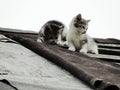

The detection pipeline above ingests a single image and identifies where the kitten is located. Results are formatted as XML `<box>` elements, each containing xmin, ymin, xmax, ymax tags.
<box><xmin>67</xmin><ymin>14</ymin><xmax>98</xmax><ymax>54</ymax></box>
<box><xmin>37</xmin><ymin>20</ymin><xmax>68</xmax><ymax>46</ymax></box>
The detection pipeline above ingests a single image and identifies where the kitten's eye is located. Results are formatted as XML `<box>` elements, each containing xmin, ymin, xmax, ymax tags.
<box><xmin>82</xmin><ymin>26</ymin><xmax>85</xmax><ymax>29</ymax></box>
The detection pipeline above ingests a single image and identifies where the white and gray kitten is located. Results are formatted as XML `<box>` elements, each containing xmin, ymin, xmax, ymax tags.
<box><xmin>67</xmin><ymin>14</ymin><xmax>98</xmax><ymax>54</ymax></box>
<box><xmin>37</xmin><ymin>20</ymin><xmax>68</xmax><ymax>46</ymax></box>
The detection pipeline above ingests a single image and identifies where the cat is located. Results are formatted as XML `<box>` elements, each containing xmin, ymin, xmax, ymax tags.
<box><xmin>67</xmin><ymin>14</ymin><xmax>98</xmax><ymax>54</ymax></box>
<box><xmin>37</xmin><ymin>20</ymin><xmax>68</xmax><ymax>46</ymax></box>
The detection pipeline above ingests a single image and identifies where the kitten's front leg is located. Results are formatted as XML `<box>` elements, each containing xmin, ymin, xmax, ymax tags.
<box><xmin>80</xmin><ymin>43</ymin><xmax>88</xmax><ymax>54</ymax></box>
<box><xmin>90</xmin><ymin>45</ymin><xmax>99</xmax><ymax>54</ymax></box>
<box><xmin>68</xmin><ymin>42</ymin><xmax>76</xmax><ymax>51</ymax></box>
<box><xmin>57</xmin><ymin>34</ymin><xmax>63</xmax><ymax>46</ymax></box>
<box><xmin>57</xmin><ymin>34</ymin><xmax>67</xmax><ymax>46</ymax></box>
<box><xmin>57</xmin><ymin>40</ymin><xmax>67</xmax><ymax>46</ymax></box>
<box><xmin>57</xmin><ymin>34</ymin><xmax>63</xmax><ymax>45</ymax></box>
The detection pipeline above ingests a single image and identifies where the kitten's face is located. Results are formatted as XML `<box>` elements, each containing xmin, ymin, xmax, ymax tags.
<box><xmin>73</xmin><ymin>14</ymin><xmax>90</xmax><ymax>34</ymax></box>
<box><xmin>43</xmin><ymin>20</ymin><xmax>64</xmax><ymax>44</ymax></box>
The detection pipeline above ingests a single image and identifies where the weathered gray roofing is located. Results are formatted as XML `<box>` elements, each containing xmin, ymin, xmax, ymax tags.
<box><xmin>0</xmin><ymin>28</ymin><xmax>120</xmax><ymax>90</ymax></box>
<box><xmin>0</xmin><ymin>31</ymin><xmax>92</xmax><ymax>90</ymax></box>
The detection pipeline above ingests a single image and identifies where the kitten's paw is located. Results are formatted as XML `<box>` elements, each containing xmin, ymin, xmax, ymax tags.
<box><xmin>57</xmin><ymin>41</ymin><xmax>63</xmax><ymax>45</ymax></box>
<box><xmin>62</xmin><ymin>41</ymin><xmax>68</xmax><ymax>47</ymax></box>
<box><xmin>94</xmin><ymin>49</ymin><xmax>99</xmax><ymax>54</ymax></box>
<box><xmin>68</xmin><ymin>47</ymin><xmax>76</xmax><ymax>51</ymax></box>
<box><xmin>57</xmin><ymin>41</ymin><xmax>68</xmax><ymax>47</ymax></box>
<box><xmin>91</xmin><ymin>51</ymin><xmax>98</xmax><ymax>54</ymax></box>
<box><xmin>89</xmin><ymin>48</ymin><xmax>99</xmax><ymax>54</ymax></box>
<box><xmin>80</xmin><ymin>49</ymin><xmax>87</xmax><ymax>54</ymax></box>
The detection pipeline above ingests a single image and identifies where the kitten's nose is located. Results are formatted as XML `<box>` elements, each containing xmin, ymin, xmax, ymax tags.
<box><xmin>58</xmin><ymin>25</ymin><xmax>64</xmax><ymax>29</ymax></box>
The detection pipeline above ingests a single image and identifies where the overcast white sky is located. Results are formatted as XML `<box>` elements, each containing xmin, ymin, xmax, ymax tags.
<box><xmin>0</xmin><ymin>0</ymin><xmax>120</xmax><ymax>39</ymax></box>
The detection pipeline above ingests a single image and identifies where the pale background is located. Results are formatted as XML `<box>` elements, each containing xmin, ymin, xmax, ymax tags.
<box><xmin>0</xmin><ymin>0</ymin><xmax>120</xmax><ymax>39</ymax></box>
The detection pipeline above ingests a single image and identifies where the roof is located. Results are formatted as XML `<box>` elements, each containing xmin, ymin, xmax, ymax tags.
<box><xmin>0</xmin><ymin>28</ymin><xmax>92</xmax><ymax>90</ymax></box>
<box><xmin>0</xmin><ymin>27</ymin><xmax>120</xmax><ymax>90</ymax></box>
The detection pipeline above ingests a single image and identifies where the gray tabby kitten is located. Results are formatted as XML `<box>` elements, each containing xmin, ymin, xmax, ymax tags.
<box><xmin>37</xmin><ymin>20</ymin><xmax>68</xmax><ymax>46</ymax></box>
<box><xmin>67</xmin><ymin>14</ymin><xmax>98</xmax><ymax>54</ymax></box>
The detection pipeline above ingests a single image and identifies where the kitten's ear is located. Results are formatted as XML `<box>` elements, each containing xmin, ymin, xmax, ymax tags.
<box><xmin>76</xmin><ymin>14</ymin><xmax>82</xmax><ymax>21</ymax></box>
<box><xmin>87</xmin><ymin>20</ymin><xmax>91</xmax><ymax>23</ymax></box>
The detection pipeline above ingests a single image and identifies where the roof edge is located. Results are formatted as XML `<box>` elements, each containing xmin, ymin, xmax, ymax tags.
<box><xmin>0</xmin><ymin>27</ymin><xmax>37</xmax><ymax>34</ymax></box>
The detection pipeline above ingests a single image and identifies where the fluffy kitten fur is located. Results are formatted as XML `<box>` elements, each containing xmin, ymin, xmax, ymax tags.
<box><xmin>67</xmin><ymin>14</ymin><xmax>98</xmax><ymax>54</ymax></box>
<box><xmin>37</xmin><ymin>20</ymin><xmax>68</xmax><ymax>46</ymax></box>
